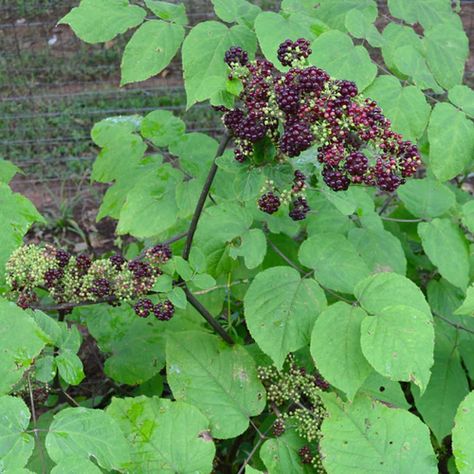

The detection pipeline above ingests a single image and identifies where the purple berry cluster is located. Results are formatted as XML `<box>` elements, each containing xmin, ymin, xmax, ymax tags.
<box><xmin>220</xmin><ymin>38</ymin><xmax>421</xmax><ymax>203</ymax></box>
<box><xmin>133</xmin><ymin>298</ymin><xmax>175</xmax><ymax>320</ymax></box>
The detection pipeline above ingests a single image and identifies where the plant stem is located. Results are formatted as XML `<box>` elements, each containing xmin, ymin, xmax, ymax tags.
<box><xmin>182</xmin><ymin>133</ymin><xmax>231</xmax><ymax>261</ymax></box>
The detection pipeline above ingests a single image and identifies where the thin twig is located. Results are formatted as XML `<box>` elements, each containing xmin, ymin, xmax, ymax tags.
<box><xmin>183</xmin><ymin>285</ymin><xmax>234</xmax><ymax>345</ymax></box>
<box><xmin>182</xmin><ymin>133</ymin><xmax>231</xmax><ymax>261</ymax></box>
<box><xmin>193</xmin><ymin>280</ymin><xmax>249</xmax><ymax>295</ymax></box>
<box><xmin>378</xmin><ymin>194</ymin><xmax>396</xmax><ymax>215</ymax></box>
<box><xmin>433</xmin><ymin>312</ymin><xmax>474</xmax><ymax>335</ymax></box>
<box><xmin>27</xmin><ymin>372</ymin><xmax>47</xmax><ymax>474</ymax></box>
<box><xmin>380</xmin><ymin>216</ymin><xmax>425</xmax><ymax>223</ymax></box>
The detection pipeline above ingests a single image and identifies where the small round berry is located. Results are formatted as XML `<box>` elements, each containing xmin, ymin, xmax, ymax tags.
<box><xmin>299</xmin><ymin>66</ymin><xmax>329</xmax><ymax>93</ymax></box>
<box><xmin>55</xmin><ymin>249</ymin><xmax>71</xmax><ymax>268</ymax></box>
<box><xmin>279</xmin><ymin>121</ymin><xmax>313</xmax><ymax>157</ymax></box>
<box><xmin>128</xmin><ymin>261</ymin><xmax>153</xmax><ymax>279</ymax></box>
<box><xmin>148</xmin><ymin>244</ymin><xmax>172</xmax><ymax>264</ymax></box>
<box><xmin>275</xmin><ymin>85</ymin><xmax>300</xmax><ymax>114</ymax></box>
<box><xmin>273</xmin><ymin>419</ymin><xmax>286</xmax><ymax>437</ymax></box>
<box><xmin>153</xmin><ymin>300</ymin><xmax>175</xmax><ymax>321</ymax></box>
<box><xmin>223</xmin><ymin>109</ymin><xmax>245</xmax><ymax>134</ymax></box>
<box><xmin>258</xmin><ymin>192</ymin><xmax>281</xmax><ymax>214</ymax></box>
<box><xmin>277</xmin><ymin>38</ymin><xmax>311</xmax><ymax>67</ymax></box>
<box><xmin>235</xmin><ymin>116</ymin><xmax>266</xmax><ymax>143</ymax></box>
<box><xmin>43</xmin><ymin>268</ymin><xmax>63</xmax><ymax>289</ymax></box>
<box><xmin>89</xmin><ymin>278</ymin><xmax>111</xmax><ymax>298</ymax></box>
<box><xmin>298</xmin><ymin>446</ymin><xmax>313</xmax><ymax>464</ymax></box>
<box><xmin>289</xmin><ymin>197</ymin><xmax>310</xmax><ymax>221</ymax></box>
<box><xmin>76</xmin><ymin>254</ymin><xmax>92</xmax><ymax>274</ymax></box>
<box><xmin>224</xmin><ymin>46</ymin><xmax>248</xmax><ymax>67</ymax></box>
<box><xmin>134</xmin><ymin>298</ymin><xmax>154</xmax><ymax>318</ymax></box>
<box><xmin>292</xmin><ymin>170</ymin><xmax>306</xmax><ymax>192</ymax></box>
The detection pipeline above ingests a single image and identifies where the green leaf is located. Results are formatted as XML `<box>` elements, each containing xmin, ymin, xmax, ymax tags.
<box><xmin>309</xmin><ymin>30</ymin><xmax>377</xmax><ymax>91</ymax></box>
<box><xmin>144</xmin><ymin>0</ymin><xmax>188</xmax><ymax>25</ymax></box>
<box><xmin>182</xmin><ymin>21</ymin><xmax>256</xmax><ymax>107</ymax></box>
<box><xmin>414</xmin><ymin>330</ymin><xmax>469</xmax><ymax>442</ymax></box>
<box><xmin>34</xmin><ymin>355</ymin><xmax>56</xmax><ymax>383</ymax></box>
<box><xmin>173</xmin><ymin>256</ymin><xmax>193</xmax><ymax>281</ymax></box>
<box><xmin>0</xmin><ymin>301</ymin><xmax>47</xmax><ymax>394</ymax></box>
<box><xmin>50</xmin><ymin>458</ymin><xmax>102</xmax><ymax>474</ymax></box>
<box><xmin>166</xmin><ymin>331</ymin><xmax>266</xmax><ymax>439</ymax></box>
<box><xmin>229</xmin><ymin>228</ymin><xmax>267</xmax><ymax>269</ymax></box>
<box><xmin>104</xmin><ymin>319</ymin><xmax>166</xmax><ymax>385</ymax></box>
<box><xmin>311</xmin><ymin>302</ymin><xmax>372</xmax><ymax>399</ymax></box>
<box><xmin>0</xmin><ymin>184</ymin><xmax>45</xmax><ymax>284</ymax></box>
<box><xmin>455</xmin><ymin>285</ymin><xmax>474</xmax><ymax>316</ymax></box>
<box><xmin>398</xmin><ymin>178</ymin><xmax>456</xmax><ymax>218</ymax></box>
<box><xmin>59</xmin><ymin>0</ymin><xmax>146</xmax><ymax>44</ymax></box>
<box><xmin>315</xmin><ymin>0</ymin><xmax>377</xmax><ymax>32</ymax></box>
<box><xmin>260</xmin><ymin>429</ymin><xmax>312</xmax><ymax>474</ymax></box>
<box><xmin>348</xmin><ymin>228</ymin><xmax>406</xmax><ymax>275</ymax></box>
<box><xmin>387</xmin><ymin>0</ymin><xmax>460</xmax><ymax>30</ymax></box>
<box><xmin>210</xmin><ymin>0</ymin><xmax>261</xmax><ymax>27</ymax></box>
<box><xmin>320</xmin><ymin>394</ymin><xmax>438</xmax><ymax>473</ymax></box>
<box><xmin>107</xmin><ymin>397</ymin><xmax>215</xmax><ymax>473</ymax></box>
<box><xmin>345</xmin><ymin>9</ymin><xmax>383</xmax><ymax>47</ymax></box>
<box><xmin>121</xmin><ymin>20</ymin><xmax>184</xmax><ymax>85</ymax></box>
<box><xmin>425</xmin><ymin>24</ymin><xmax>469</xmax><ymax>90</ymax></box>
<box><xmin>356</xmin><ymin>272</ymin><xmax>431</xmax><ymax>316</ymax></box>
<box><xmin>449</xmin><ymin>85</ymin><xmax>474</xmax><ymax>118</ymax></box>
<box><xmin>360</xmin><ymin>305</ymin><xmax>434</xmax><ymax>391</ymax></box>
<box><xmin>393</xmin><ymin>45</ymin><xmax>443</xmax><ymax>93</ymax></box>
<box><xmin>254</xmin><ymin>12</ymin><xmax>314</xmax><ymax>70</ymax></box>
<box><xmin>0</xmin><ymin>396</ymin><xmax>34</xmax><ymax>470</ymax></box>
<box><xmin>299</xmin><ymin>233</ymin><xmax>371</xmax><ymax>294</ymax></box>
<box><xmin>140</xmin><ymin>110</ymin><xmax>185</xmax><ymax>148</ymax></box>
<box><xmin>364</xmin><ymin>75</ymin><xmax>430</xmax><ymax>141</ymax></box>
<box><xmin>56</xmin><ymin>351</ymin><xmax>85</xmax><ymax>386</ymax></box>
<box><xmin>0</xmin><ymin>159</ymin><xmax>20</xmax><ymax>184</ymax></box>
<box><xmin>381</xmin><ymin>23</ymin><xmax>423</xmax><ymax>74</ymax></box>
<box><xmin>152</xmin><ymin>274</ymin><xmax>173</xmax><ymax>293</ymax></box>
<box><xmin>357</xmin><ymin>372</ymin><xmax>410</xmax><ymax>409</ymax></box>
<box><xmin>167</xmin><ymin>286</ymin><xmax>187</xmax><ymax>309</ymax></box>
<box><xmin>45</xmin><ymin>407</ymin><xmax>130</xmax><ymax>470</ymax></box>
<box><xmin>117</xmin><ymin>164</ymin><xmax>182</xmax><ymax>238</ymax></box>
<box><xmin>418</xmin><ymin>218</ymin><xmax>469</xmax><ymax>291</ymax></box>
<box><xmin>427</xmin><ymin>103</ymin><xmax>474</xmax><ymax>182</ymax></box>
<box><xmin>453</xmin><ymin>391</ymin><xmax>474</xmax><ymax>473</ymax></box>
<box><xmin>192</xmin><ymin>273</ymin><xmax>216</xmax><ymax>290</ymax></box>
<box><xmin>244</xmin><ymin>267</ymin><xmax>327</xmax><ymax>368</ymax></box>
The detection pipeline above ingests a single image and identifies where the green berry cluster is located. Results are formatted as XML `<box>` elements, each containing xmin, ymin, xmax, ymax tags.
<box><xmin>6</xmin><ymin>243</ymin><xmax>171</xmax><ymax>311</ymax></box>
<box><xmin>258</xmin><ymin>355</ymin><xmax>327</xmax><ymax>472</ymax></box>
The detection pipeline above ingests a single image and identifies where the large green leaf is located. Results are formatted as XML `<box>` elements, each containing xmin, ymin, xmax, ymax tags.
<box><xmin>425</xmin><ymin>24</ymin><xmax>469</xmax><ymax>90</ymax></box>
<box><xmin>397</xmin><ymin>178</ymin><xmax>456</xmax><ymax>218</ymax></box>
<box><xmin>309</xmin><ymin>30</ymin><xmax>377</xmax><ymax>91</ymax></box>
<box><xmin>452</xmin><ymin>391</ymin><xmax>474</xmax><ymax>473</ymax></box>
<box><xmin>107</xmin><ymin>396</ymin><xmax>215</xmax><ymax>473</ymax></box>
<box><xmin>254</xmin><ymin>12</ymin><xmax>314</xmax><ymax>69</ymax></box>
<box><xmin>210</xmin><ymin>0</ymin><xmax>261</xmax><ymax>27</ymax></box>
<box><xmin>166</xmin><ymin>331</ymin><xmax>266</xmax><ymax>439</ymax></box>
<box><xmin>0</xmin><ymin>301</ymin><xmax>48</xmax><ymax>394</ymax></box>
<box><xmin>455</xmin><ymin>285</ymin><xmax>474</xmax><ymax>316</ymax></box>
<box><xmin>357</xmin><ymin>372</ymin><xmax>410</xmax><ymax>409</ymax></box>
<box><xmin>230</xmin><ymin>228</ymin><xmax>267</xmax><ymax>269</ymax></box>
<box><xmin>320</xmin><ymin>394</ymin><xmax>438</xmax><ymax>473</ymax></box>
<box><xmin>364</xmin><ymin>75</ymin><xmax>430</xmax><ymax>141</ymax></box>
<box><xmin>59</xmin><ymin>0</ymin><xmax>146</xmax><ymax>43</ymax></box>
<box><xmin>348</xmin><ymin>228</ymin><xmax>406</xmax><ymax>275</ymax></box>
<box><xmin>117</xmin><ymin>164</ymin><xmax>183</xmax><ymax>238</ymax></box>
<box><xmin>182</xmin><ymin>21</ymin><xmax>256</xmax><ymax>107</ymax></box>
<box><xmin>418</xmin><ymin>218</ymin><xmax>470</xmax><ymax>291</ymax></box>
<box><xmin>299</xmin><ymin>233</ymin><xmax>371</xmax><ymax>294</ymax></box>
<box><xmin>315</xmin><ymin>0</ymin><xmax>377</xmax><ymax>32</ymax></box>
<box><xmin>244</xmin><ymin>266</ymin><xmax>327</xmax><ymax>368</ymax></box>
<box><xmin>50</xmin><ymin>458</ymin><xmax>102</xmax><ymax>474</ymax></box>
<box><xmin>56</xmin><ymin>351</ymin><xmax>85</xmax><ymax>386</ymax></box>
<box><xmin>140</xmin><ymin>110</ymin><xmax>186</xmax><ymax>148</ymax></box>
<box><xmin>345</xmin><ymin>9</ymin><xmax>383</xmax><ymax>47</ymax></box>
<box><xmin>360</xmin><ymin>305</ymin><xmax>434</xmax><ymax>391</ymax></box>
<box><xmin>0</xmin><ymin>396</ymin><xmax>34</xmax><ymax>470</ymax></box>
<box><xmin>121</xmin><ymin>20</ymin><xmax>184</xmax><ymax>85</ymax></box>
<box><xmin>45</xmin><ymin>407</ymin><xmax>130</xmax><ymax>470</ymax></box>
<box><xmin>355</xmin><ymin>272</ymin><xmax>431</xmax><ymax>316</ymax></box>
<box><xmin>311</xmin><ymin>302</ymin><xmax>372</xmax><ymax>399</ymax></box>
<box><xmin>414</xmin><ymin>329</ymin><xmax>469</xmax><ymax>442</ymax></box>
<box><xmin>0</xmin><ymin>159</ymin><xmax>20</xmax><ymax>184</ymax></box>
<box><xmin>427</xmin><ymin>103</ymin><xmax>474</xmax><ymax>182</ymax></box>
<box><xmin>260</xmin><ymin>429</ymin><xmax>312</xmax><ymax>474</ymax></box>
<box><xmin>387</xmin><ymin>0</ymin><xmax>460</xmax><ymax>30</ymax></box>
<box><xmin>448</xmin><ymin>85</ymin><xmax>474</xmax><ymax>119</ymax></box>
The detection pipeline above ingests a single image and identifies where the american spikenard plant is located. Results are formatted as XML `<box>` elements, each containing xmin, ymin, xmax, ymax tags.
<box><xmin>1</xmin><ymin>1</ymin><xmax>474</xmax><ymax>473</ymax></box>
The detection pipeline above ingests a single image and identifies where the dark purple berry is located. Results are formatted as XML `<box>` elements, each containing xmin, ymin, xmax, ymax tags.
<box><xmin>234</xmin><ymin>140</ymin><xmax>253</xmax><ymax>163</ymax></box>
<box><xmin>43</xmin><ymin>268</ymin><xmax>63</xmax><ymax>289</ymax></box>
<box><xmin>128</xmin><ymin>261</ymin><xmax>153</xmax><ymax>279</ymax></box>
<box><xmin>299</xmin><ymin>66</ymin><xmax>329</xmax><ymax>93</ymax></box>
<box><xmin>276</xmin><ymin>85</ymin><xmax>300</xmax><ymax>114</ymax></box>
<box><xmin>322</xmin><ymin>166</ymin><xmax>350</xmax><ymax>192</ymax></box>
<box><xmin>280</xmin><ymin>121</ymin><xmax>313</xmax><ymax>157</ymax></box>
<box><xmin>153</xmin><ymin>300</ymin><xmax>175</xmax><ymax>321</ymax></box>
<box><xmin>224</xmin><ymin>46</ymin><xmax>248</xmax><ymax>67</ymax></box>
<box><xmin>258</xmin><ymin>192</ymin><xmax>281</xmax><ymax>214</ymax></box>
<box><xmin>273</xmin><ymin>419</ymin><xmax>285</xmax><ymax>437</ymax></box>
<box><xmin>337</xmin><ymin>79</ymin><xmax>358</xmax><ymax>99</ymax></box>
<box><xmin>110</xmin><ymin>253</ymin><xmax>126</xmax><ymax>270</ymax></box>
<box><xmin>55</xmin><ymin>249</ymin><xmax>71</xmax><ymax>268</ymax></box>
<box><xmin>277</xmin><ymin>38</ymin><xmax>311</xmax><ymax>67</ymax></box>
<box><xmin>235</xmin><ymin>116</ymin><xmax>266</xmax><ymax>143</ymax></box>
<box><xmin>89</xmin><ymin>278</ymin><xmax>111</xmax><ymax>298</ymax></box>
<box><xmin>223</xmin><ymin>109</ymin><xmax>245</xmax><ymax>134</ymax></box>
<box><xmin>76</xmin><ymin>254</ymin><xmax>92</xmax><ymax>274</ymax></box>
<box><xmin>134</xmin><ymin>298</ymin><xmax>154</xmax><ymax>318</ymax></box>
<box><xmin>292</xmin><ymin>170</ymin><xmax>306</xmax><ymax>192</ymax></box>
<box><xmin>289</xmin><ymin>197</ymin><xmax>310</xmax><ymax>221</ymax></box>
<box><xmin>345</xmin><ymin>151</ymin><xmax>368</xmax><ymax>176</ymax></box>
<box><xmin>298</xmin><ymin>446</ymin><xmax>313</xmax><ymax>464</ymax></box>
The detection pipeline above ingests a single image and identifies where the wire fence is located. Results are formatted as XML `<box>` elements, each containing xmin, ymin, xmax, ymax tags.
<box><xmin>1</xmin><ymin>0</ymin><xmax>474</xmax><ymax>191</ymax></box>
